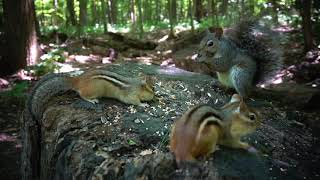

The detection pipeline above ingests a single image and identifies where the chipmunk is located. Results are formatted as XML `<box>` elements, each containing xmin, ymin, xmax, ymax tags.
<box><xmin>197</xmin><ymin>19</ymin><xmax>283</xmax><ymax>98</ymax></box>
<box><xmin>170</xmin><ymin>94</ymin><xmax>261</xmax><ymax>163</ymax></box>
<box><xmin>28</xmin><ymin>69</ymin><xmax>155</xmax><ymax>120</ymax></box>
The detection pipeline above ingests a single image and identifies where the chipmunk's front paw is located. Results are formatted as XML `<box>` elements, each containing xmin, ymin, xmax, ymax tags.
<box><xmin>139</xmin><ymin>103</ymin><xmax>150</xmax><ymax>108</ymax></box>
<box><xmin>247</xmin><ymin>146</ymin><xmax>259</xmax><ymax>154</ymax></box>
<box><xmin>87</xmin><ymin>99</ymin><xmax>99</xmax><ymax>104</ymax></box>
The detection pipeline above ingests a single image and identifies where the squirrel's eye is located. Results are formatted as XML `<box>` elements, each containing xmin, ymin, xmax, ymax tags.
<box><xmin>249</xmin><ymin>113</ymin><xmax>256</xmax><ymax>121</ymax></box>
<box><xmin>207</xmin><ymin>40</ymin><xmax>214</xmax><ymax>47</ymax></box>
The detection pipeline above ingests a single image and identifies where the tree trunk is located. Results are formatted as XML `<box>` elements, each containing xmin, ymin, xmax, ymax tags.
<box><xmin>79</xmin><ymin>0</ymin><xmax>88</xmax><ymax>26</ymax></box>
<box><xmin>155</xmin><ymin>0</ymin><xmax>160</xmax><ymax>24</ymax></box>
<box><xmin>270</xmin><ymin>0</ymin><xmax>279</xmax><ymax>24</ymax></box>
<box><xmin>314</xmin><ymin>0</ymin><xmax>320</xmax><ymax>25</ymax></box>
<box><xmin>66</xmin><ymin>0</ymin><xmax>77</xmax><ymax>26</ymax></box>
<box><xmin>143</xmin><ymin>0</ymin><xmax>151</xmax><ymax>23</ymax></box>
<box><xmin>299</xmin><ymin>0</ymin><xmax>313</xmax><ymax>52</ymax></box>
<box><xmin>189</xmin><ymin>0</ymin><xmax>195</xmax><ymax>34</ymax></box>
<box><xmin>179</xmin><ymin>0</ymin><xmax>184</xmax><ymax>21</ymax></box>
<box><xmin>210</xmin><ymin>0</ymin><xmax>217</xmax><ymax>26</ymax></box>
<box><xmin>0</xmin><ymin>0</ymin><xmax>3</xmax><ymax>30</ymax></box>
<box><xmin>168</xmin><ymin>0</ymin><xmax>175</xmax><ymax>38</ymax></box>
<box><xmin>137</xmin><ymin>0</ymin><xmax>144</xmax><ymax>38</ymax></box>
<box><xmin>110</xmin><ymin>0</ymin><xmax>117</xmax><ymax>24</ymax></box>
<box><xmin>53</xmin><ymin>0</ymin><xmax>59</xmax><ymax>26</ymax></box>
<box><xmin>130</xmin><ymin>0</ymin><xmax>137</xmax><ymax>31</ymax></box>
<box><xmin>193</xmin><ymin>0</ymin><xmax>203</xmax><ymax>22</ymax></box>
<box><xmin>32</xmin><ymin>0</ymin><xmax>41</xmax><ymax>36</ymax></box>
<box><xmin>220</xmin><ymin>0</ymin><xmax>229</xmax><ymax>16</ymax></box>
<box><xmin>101</xmin><ymin>0</ymin><xmax>108</xmax><ymax>33</ymax></box>
<box><xmin>91</xmin><ymin>0</ymin><xmax>98</xmax><ymax>26</ymax></box>
<box><xmin>0</xmin><ymin>0</ymin><xmax>39</xmax><ymax>77</ymax></box>
<box><xmin>171</xmin><ymin>0</ymin><xmax>177</xmax><ymax>24</ymax></box>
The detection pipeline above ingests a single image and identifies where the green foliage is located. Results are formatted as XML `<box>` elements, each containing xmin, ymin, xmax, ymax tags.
<box><xmin>34</xmin><ymin>59</ymin><xmax>61</xmax><ymax>76</ymax></box>
<box><xmin>128</xmin><ymin>139</ymin><xmax>137</xmax><ymax>146</ymax></box>
<box><xmin>33</xmin><ymin>0</ymin><xmax>318</xmax><ymax>52</ymax></box>
<box><xmin>1</xmin><ymin>81</ymin><xmax>29</xmax><ymax>98</ymax></box>
<box><xmin>33</xmin><ymin>47</ymin><xmax>65</xmax><ymax>76</ymax></box>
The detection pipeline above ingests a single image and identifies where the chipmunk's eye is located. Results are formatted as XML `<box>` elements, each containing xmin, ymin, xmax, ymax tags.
<box><xmin>207</xmin><ymin>40</ymin><xmax>214</xmax><ymax>47</ymax></box>
<box><xmin>248</xmin><ymin>113</ymin><xmax>256</xmax><ymax>121</ymax></box>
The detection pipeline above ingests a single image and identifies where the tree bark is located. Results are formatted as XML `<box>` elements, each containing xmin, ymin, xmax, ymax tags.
<box><xmin>270</xmin><ymin>0</ymin><xmax>279</xmax><ymax>24</ymax></box>
<box><xmin>155</xmin><ymin>0</ymin><xmax>160</xmax><ymax>24</ymax></box>
<box><xmin>193</xmin><ymin>0</ymin><xmax>203</xmax><ymax>22</ymax></box>
<box><xmin>220</xmin><ymin>0</ymin><xmax>229</xmax><ymax>16</ymax></box>
<box><xmin>210</xmin><ymin>0</ymin><xmax>217</xmax><ymax>26</ymax></box>
<box><xmin>130</xmin><ymin>0</ymin><xmax>137</xmax><ymax>33</ymax></box>
<box><xmin>171</xmin><ymin>0</ymin><xmax>177</xmax><ymax>24</ymax></box>
<box><xmin>298</xmin><ymin>0</ymin><xmax>314</xmax><ymax>52</ymax></box>
<box><xmin>110</xmin><ymin>0</ymin><xmax>117</xmax><ymax>24</ymax></box>
<box><xmin>1</xmin><ymin>0</ymin><xmax>39</xmax><ymax>76</ymax></box>
<box><xmin>137</xmin><ymin>0</ymin><xmax>144</xmax><ymax>38</ymax></box>
<box><xmin>52</xmin><ymin>0</ymin><xmax>59</xmax><ymax>26</ymax></box>
<box><xmin>32</xmin><ymin>0</ymin><xmax>41</xmax><ymax>36</ymax></box>
<box><xmin>168</xmin><ymin>0</ymin><xmax>175</xmax><ymax>38</ymax></box>
<box><xmin>91</xmin><ymin>0</ymin><xmax>98</xmax><ymax>26</ymax></box>
<box><xmin>189</xmin><ymin>0</ymin><xmax>195</xmax><ymax>34</ymax></box>
<box><xmin>101</xmin><ymin>0</ymin><xmax>108</xmax><ymax>33</ymax></box>
<box><xmin>79</xmin><ymin>0</ymin><xmax>88</xmax><ymax>26</ymax></box>
<box><xmin>66</xmin><ymin>0</ymin><xmax>77</xmax><ymax>26</ymax></box>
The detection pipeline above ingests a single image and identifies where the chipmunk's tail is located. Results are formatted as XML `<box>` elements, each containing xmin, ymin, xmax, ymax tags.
<box><xmin>27</xmin><ymin>73</ymin><xmax>72</xmax><ymax>121</ymax></box>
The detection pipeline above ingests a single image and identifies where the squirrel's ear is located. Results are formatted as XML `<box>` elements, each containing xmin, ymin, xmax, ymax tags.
<box><xmin>214</xmin><ymin>28</ymin><xmax>223</xmax><ymax>39</ymax></box>
<box><xmin>208</xmin><ymin>27</ymin><xmax>223</xmax><ymax>39</ymax></box>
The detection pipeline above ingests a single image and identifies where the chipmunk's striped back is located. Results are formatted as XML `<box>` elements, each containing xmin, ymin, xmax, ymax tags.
<box><xmin>170</xmin><ymin>105</ymin><xmax>223</xmax><ymax>163</ymax></box>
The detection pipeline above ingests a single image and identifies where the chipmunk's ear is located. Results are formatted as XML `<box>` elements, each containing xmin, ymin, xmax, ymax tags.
<box><xmin>139</xmin><ymin>73</ymin><xmax>155</xmax><ymax>86</ymax></box>
<box><xmin>230</xmin><ymin>94</ymin><xmax>241</xmax><ymax>103</ymax></box>
<box><xmin>234</xmin><ymin>101</ymin><xmax>247</xmax><ymax>114</ymax></box>
<box><xmin>208</xmin><ymin>27</ymin><xmax>223</xmax><ymax>40</ymax></box>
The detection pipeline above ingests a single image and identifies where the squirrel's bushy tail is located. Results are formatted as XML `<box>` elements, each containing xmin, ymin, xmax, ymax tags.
<box><xmin>225</xmin><ymin>19</ymin><xmax>284</xmax><ymax>84</ymax></box>
<box><xmin>27</xmin><ymin>73</ymin><xmax>72</xmax><ymax>121</ymax></box>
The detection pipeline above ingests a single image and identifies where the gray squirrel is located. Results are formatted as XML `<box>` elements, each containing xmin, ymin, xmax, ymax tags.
<box><xmin>197</xmin><ymin>19</ymin><xmax>283</xmax><ymax>98</ymax></box>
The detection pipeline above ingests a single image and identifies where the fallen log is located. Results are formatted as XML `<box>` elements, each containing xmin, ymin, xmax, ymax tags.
<box><xmin>21</xmin><ymin>62</ymin><xmax>319</xmax><ymax>180</ymax></box>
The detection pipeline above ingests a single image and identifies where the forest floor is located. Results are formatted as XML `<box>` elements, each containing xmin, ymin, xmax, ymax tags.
<box><xmin>0</xmin><ymin>27</ymin><xmax>320</xmax><ymax>180</ymax></box>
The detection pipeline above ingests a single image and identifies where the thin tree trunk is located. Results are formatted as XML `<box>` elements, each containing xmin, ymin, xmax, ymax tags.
<box><xmin>189</xmin><ymin>0</ymin><xmax>195</xmax><ymax>34</ymax></box>
<box><xmin>270</xmin><ymin>0</ymin><xmax>279</xmax><ymax>24</ymax></box>
<box><xmin>193</xmin><ymin>0</ymin><xmax>203</xmax><ymax>22</ymax></box>
<box><xmin>79</xmin><ymin>0</ymin><xmax>88</xmax><ymax>26</ymax></box>
<box><xmin>155</xmin><ymin>0</ymin><xmax>160</xmax><ymax>24</ymax></box>
<box><xmin>91</xmin><ymin>0</ymin><xmax>98</xmax><ymax>26</ymax></box>
<box><xmin>168</xmin><ymin>0</ymin><xmax>175</xmax><ymax>38</ymax></box>
<box><xmin>101</xmin><ymin>0</ymin><xmax>108</xmax><ymax>33</ymax></box>
<box><xmin>32</xmin><ymin>0</ymin><xmax>41</xmax><ymax>36</ymax></box>
<box><xmin>130</xmin><ymin>0</ymin><xmax>136</xmax><ymax>30</ymax></box>
<box><xmin>210</xmin><ymin>0</ymin><xmax>217</xmax><ymax>26</ymax></box>
<box><xmin>179</xmin><ymin>0</ymin><xmax>184</xmax><ymax>21</ymax></box>
<box><xmin>220</xmin><ymin>0</ymin><xmax>228</xmax><ymax>16</ymax></box>
<box><xmin>1</xmin><ymin>0</ymin><xmax>39</xmax><ymax>76</ymax></box>
<box><xmin>172</xmin><ymin>0</ymin><xmax>177</xmax><ymax>24</ymax></box>
<box><xmin>300</xmin><ymin>0</ymin><xmax>313</xmax><ymax>52</ymax></box>
<box><xmin>137</xmin><ymin>0</ymin><xmax>144</xmax><ymax>38</ymax></box>
<box><xmin>110</xmin><ymin>0</ymin><xmax>117</xmax><ymax>24</ymax></box>
<box><xmin>53</xmin><ymin>0</ymin><xmax>58</xmax><ymax>26</ymax></box>
<box><xmin>66</xmin><ymin>0</ymin><xmax>76</xmax><ymax>26</ymax></box>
